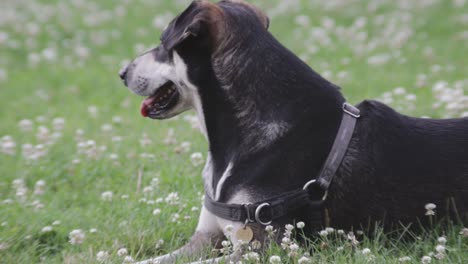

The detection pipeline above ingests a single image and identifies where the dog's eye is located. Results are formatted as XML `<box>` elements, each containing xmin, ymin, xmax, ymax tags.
<box><xmin>153</xmin><ymin>45</ymin><xmax>173</xmax><ymax>62</ymax></box>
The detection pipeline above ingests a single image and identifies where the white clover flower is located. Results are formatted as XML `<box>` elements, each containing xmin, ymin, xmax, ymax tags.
<box><xmin>52</xmin><ymin>118</ymin><xmax>65</xmax><ymax>131</ymax></box>
<box><xmin>1</xmin><ymin>137</ymin><xmax>16</xmax><ymax>156</ymax></box>
<box><xmin>425</xmin><ymin>203</ymin><xmax>436</xmax><ymax>215</ymax></box>
<box><xmin>109</xmin><ymin>153</ymin><xmax>119</xmax><ymax>161</ymax></box>
<box><xmin>296</xmin><ymin>221</ymin><xmax>305</xmax><ymax>229</ymax></box>
<box><xmin>393</xmin><ymin>87</ymin><xmax>406</xmax><ymax>95</ymax></box>
<box><xmin>190</xmin><ymin>152</ymin><xmax>204</xmax><ymax>167</ymax></box>
<box><xmin>243</xmin><ymin>252</ymin><xmax>260</xmax><ymax>262</ymax></box>
<box><xmin>281</xmin><ymin>237</ymin><xmax>291</xmax><ymax>249</ymax></box>
<box><xmin>18</xmin><ymin>120</ymin><xmax>34</xmax><ymax>132</ymax></box>
<box><xmin>434</xmin><ymin>253</ymin><xmax>445</xmax><ymax>260</ymax></box>
<box><xmin>121</xmin><ymin>194</ymin><xmax>129</xmax><ymax>200</ymax></box>
<box><xmin>112</xmin><ymin>116</ymin><xmax>123</xmax><ymax>124</ymax></box>
<box><xmin>112</xmin><ymin>136</ymin><xmax>123</xmax><ymax>142</ymax></box>
<box><xmin>90</xmin><ymin>228</ymin><xmax>98</xmax><ymax>233</ymax></box>
<box><xmin>42</xmin><ymin>47</ymin><xmax>57</xmax><ymax>61</ymax></box>
<box><xmin>88</xmin><ymin>106</ymin><xmax>98</xmax><ymax>118</ymax></box>
<box><xmin>101</xmin><ymin>191</ymin><xmax>113</xmax><ymax>201</ymax></box>
<box><xmin>36</xmin><ymin>126</ymin><xmax>50</xmax><ymax>143</ymax></box>
<box><xmin>155</xmin><ymin>239</ymin><xmax>164</xmax><ymax>249</ymax></box>
<box><xmin>180</xmin><ymin>141</ymin><xmax>191</xmax><ymax>153</ymax></box>
<box><xmin>269</xmin><ymin>255</ymin><xmax>281</xmax><ymax>264</ymax></box>
<box><xmin>96</xmin><ymin>251</ymin><xmax>109</xmax><ymax>262</ymax></box>
<box><xmin>460</xmin><ymin>227</ymin><xmax>468</xmax><ymax>237</ymax></box>
<box><xmin>325</xmin><ymin>227</ymin><xmax>335</xmax><ymax>233</ymax></box>
<box><xmin>22</xmin><ymin>144</ymin><xmax>35</xmax><ymax>160</ymax></box>
<box><xmin>34</xmin><ymin>180</ymin><xmax>46</xmax><ymax>195</ymax></box>
<box><xmin>221</xmin><ymin>240</ymin><xmax>231</xmax><ymax>248</ymax></box>
<box><xmin>398</xmin><ymin>256</ymin><xmax>411</xmax><ymax>262</ymax></box>
<box><xmin>69</xmin><ymin>229</ymin><xmax>85</xmax><ymax>245</ymax></box>
<box><xmin>225</xmin><ymin>225</ymin><xmax>234</xmax><ymax>233</ymax></box>
<box><xmin>151</xmin><ymin>177</ymin><xmax>160</xmax><ymax>187</ymax></box>
<box><xmin>437</xmin><ymin>236</ymin><xmax>447</xmax><ymax>244</ymax></box>
<box><xmin>101</xmin><ymin>124</ymin><xmax>113</xmax><ymax>132</ymax></box>
<box><xmin>289</xmin><ymin>243</ymin><xmax>299</xmax><ymax>251</ymax></box>
<box><xmin>171</xmin><ymin>213</ymin><xmax>180</xmax><ymax>223</ymax></box>
<box><xmin>2</xmin><ymin>199</ymin><xmax>13</xmax><ymax>205</ymax></box>
<box><xmin>361</xmin><ymin>248</ymin><xmax>371</xmax><ymax>255</ymax></box>
<box><xmin>0</xmin><ymin>242</ymin><xmax>9</xmax><ymax>251</ymax></box>
<box><xmin>421</xmin><ymin>255</ymin><xmax>431</xmax><ymax>264</ymax></box>
<box><xmin>285</xmin><ymin>224</ymin><xmax>294</xmax><ymax>231</ymax></box>
<box><xmin>435</xmin><ymin>245</ymin><xmax>445</xmax><ymax>254</ymax></box>
<box><xmin>165</xmin><ymin>192</ymin><xmax>179</xmax><ymax>205</ymax></box>
<box><xmin>298</xmin><ymin>256</ymin><xmax>312</xmax><ymax>264</ymax></box>
<box><xmin>123</xmin><ymin>255</ymin><xmax>134</xmax><ymax>263</ymax></box>
<box><xmin>191</xmin><ymin>206</ymin><xmax>199</xmax><ymax>211</ymax></box>
<box><xmin>337</xmin><ymin>246</ymin><xmax>344</xmax><ymax>252</ymax></box>
<box><xmin>347</xmin><ymin>232</ymin><xmax>359</xmax><ymax>246</ymax></box>
<box><xmin>41</xmin><ymin>226</ymin><xmax>53</xmax><ymax>233</ymax></box>
<box><xmin>143</xmin><ymin>186</ymin><xmax>154</xmax><ymax>194</ymax></box>
<box><xmin>12</xmin><ymin>178</ymin><xmax>25</xmax><ymax>189</ymax></box>
<box><xmin>152</xmin><ymin>209</ymin><xmax>161</xmax><ymax>215</ymax></box>
<box><xmin>52</xmin><ymin>220</ymin><xmax>61</xmax><ymax>226</ymax></box>
<box><xmin>405</xmin><ymin>94</ymin><xmax>417</xmax><ymax>101</ymax></box>
<box><xmin>117</xmin><ymin>248</ymin><xmax>128</xmax><ymax>257</ymax></box>
<box><xmin>337</xmin><ymin>229</ymin><xmax>345</xmax><ymax>235</ymax></box>
<box><xmin>31</xmin><ymin>200</ymin><xmax>44</xmax><ymax>210</ymax></box>
<box><xmin>319</xmin><ymin>230</ymin><xmax>328</xmax><ymax>237</ymax></box>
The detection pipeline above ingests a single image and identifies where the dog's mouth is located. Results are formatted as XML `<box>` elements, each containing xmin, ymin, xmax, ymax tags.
<box><xmin>140</xmin><ymin>81</ymin><xmax>179</xmax><ymax>119</ymax></box>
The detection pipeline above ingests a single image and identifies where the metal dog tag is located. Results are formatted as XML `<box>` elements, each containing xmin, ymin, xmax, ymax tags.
<box><xmin>235</xmin><ymin>226</ymin><xmax>253</xmax><ymax>242</ymax></box>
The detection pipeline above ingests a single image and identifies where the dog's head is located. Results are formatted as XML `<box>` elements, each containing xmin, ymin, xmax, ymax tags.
<box><xmin>118</xmin><ymin>0</ymin><xmax>269</xmax><ymax>120</ymax></box>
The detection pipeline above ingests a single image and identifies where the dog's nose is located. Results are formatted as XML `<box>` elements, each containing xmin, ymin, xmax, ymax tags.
<box><xmin>119</xmin><ymin>65</ymin><xmax>128</xmax><ymax>81</ymax></box>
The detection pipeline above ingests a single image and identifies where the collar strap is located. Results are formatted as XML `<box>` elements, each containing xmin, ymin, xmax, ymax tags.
<box><xmin>204</xmin><ymin>189</ymin><xmax>323</xmax><ymax>225</ymax></box>
<box><xmin>314</xmin><ymin>103</ymin><xmax>360</xmax><ymax>190</ymax></box>
<box><xmin>204</xmin><ymin>102</ymin><xmax>360</xmax><ymax>225</ymax></box>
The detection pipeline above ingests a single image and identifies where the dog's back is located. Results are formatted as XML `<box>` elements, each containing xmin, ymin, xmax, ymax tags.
<box><xmin>328</xmin><ymin>100</ymin><xmax>468</xmax><ymax>229</ymax></box>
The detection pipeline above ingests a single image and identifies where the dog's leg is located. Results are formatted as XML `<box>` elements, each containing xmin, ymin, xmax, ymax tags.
<box><xmin>136</xmin><ymin>207</ymin><xmax>224</xmax><ymax>264</ymax></box>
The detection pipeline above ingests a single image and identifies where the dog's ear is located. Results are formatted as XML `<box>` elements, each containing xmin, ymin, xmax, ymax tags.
<box><xmin>221</xmin><ymin>0</ymin><xmax>269</xmax><ymax>29</ymax></box>
<box><xmin>161</xmin><ymin>1</ymin><xmax>223</xmax><ymax>51</ymax></box>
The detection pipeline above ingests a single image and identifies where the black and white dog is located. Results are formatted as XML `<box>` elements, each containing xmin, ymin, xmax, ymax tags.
<box><xmin>119</xmin><ymin>1</ymin><xmax>468</xmax><ymax>263</ymax></box>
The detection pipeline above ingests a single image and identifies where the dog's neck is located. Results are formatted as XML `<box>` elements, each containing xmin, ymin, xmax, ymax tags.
<box><xmin>198</xmin><ymin>29</ymin><xmax>346</xmax><ymax>201</ymax></box>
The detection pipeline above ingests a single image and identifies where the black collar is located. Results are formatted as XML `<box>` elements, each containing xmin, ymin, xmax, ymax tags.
<box><xmin>204</xmin><ymin>103</ymin><xmax>360</xmax><ymax>225</ymax></box>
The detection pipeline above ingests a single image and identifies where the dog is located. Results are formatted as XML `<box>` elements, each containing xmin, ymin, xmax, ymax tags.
<box><xmin>119</xmin><ymin>1</ymin><xmax>468</xmax><ymax>263</ymax></box>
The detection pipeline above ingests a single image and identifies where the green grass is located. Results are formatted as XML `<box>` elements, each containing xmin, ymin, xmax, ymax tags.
<box><xmin>0</xmin><ymin>0</ymin><xmax>467</xmax><ymax>263</ymax></box>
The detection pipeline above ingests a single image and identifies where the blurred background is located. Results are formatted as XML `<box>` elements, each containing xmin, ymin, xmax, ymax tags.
<box><xmin>0</xmin><ymin>0</ymin><xmax>467</xmax><ymax>263</ymax></box>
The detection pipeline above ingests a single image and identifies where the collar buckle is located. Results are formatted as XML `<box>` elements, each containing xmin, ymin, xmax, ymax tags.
<box><xmin>343</xmin><ymin>103</ymin><xmax>361</xmax><ymax>118</ymax></box>
<box><xmin>303</xmin><ymin>179</ymin><xmax>328</xmax><ymax>200</ymax></box>
<box><xmin>243</xmin><ymin>203</ymin><xmax>254</xmax><ymax>224</ymax></box>
<box><xmin>255</xmin><ymin>203</ymin><xmax>273</xmax><ymax>225</ymax></box>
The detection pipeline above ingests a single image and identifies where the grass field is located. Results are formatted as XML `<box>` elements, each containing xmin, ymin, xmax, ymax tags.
<box><xmin>0</xmin><ymin>0</ymin><xmax>467</xmax><ymax>263</ymax></box>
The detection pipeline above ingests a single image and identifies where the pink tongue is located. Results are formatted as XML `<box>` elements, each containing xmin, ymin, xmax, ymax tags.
<box><xmin>140</xmin><ymin>96</ymin><xmax>157</xmax><ymax>117</ymax></box>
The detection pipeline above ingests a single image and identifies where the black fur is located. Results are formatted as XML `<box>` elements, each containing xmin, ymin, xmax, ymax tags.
<box><xmin>164</xmin><ymin>0</ymin><xmax>468</xmax><ymax>234</ymax></box>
